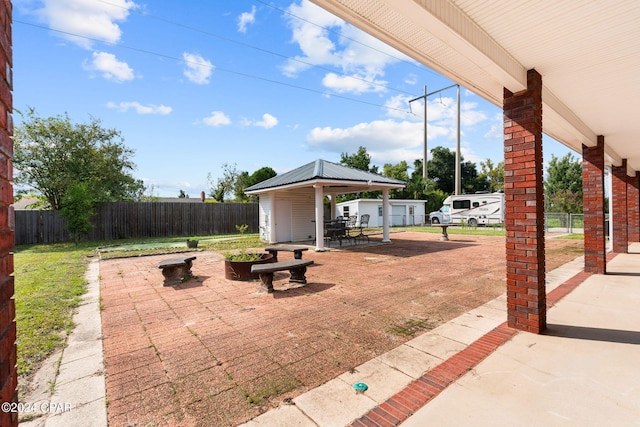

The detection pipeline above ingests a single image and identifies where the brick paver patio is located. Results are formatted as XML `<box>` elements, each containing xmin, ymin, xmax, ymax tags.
<box><xmin>99</xmin><ymin>231</ymin><xmax>581</xmax><ymax>426</ymax></box>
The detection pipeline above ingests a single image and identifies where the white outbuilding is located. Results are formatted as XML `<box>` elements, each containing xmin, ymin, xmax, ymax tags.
<box><xmin>244</xmin><ymin>159</ymin><xmax>406</xmax><ymax>251</ymax></box>
<box><xmin>336</xmin><ymin>199</ymin><xmax>427</xmax><ymax>227</ymax></box>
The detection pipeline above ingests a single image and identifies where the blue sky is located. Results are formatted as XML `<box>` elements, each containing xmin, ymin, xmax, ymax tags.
<box><xmin>13</xmin><ymin>0</ymin><xmax>574</xmax><ymax>197</ymax></box>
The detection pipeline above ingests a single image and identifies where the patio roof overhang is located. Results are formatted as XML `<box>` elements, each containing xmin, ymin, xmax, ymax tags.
<box><xmin>310</xmin><ymin>0</ymin><xmax>640</xmax><ymax>175</ymax></box>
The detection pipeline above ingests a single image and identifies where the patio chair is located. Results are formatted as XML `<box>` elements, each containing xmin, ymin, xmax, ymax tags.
<box><xmin>356</xmin><ymin>214</ymin><xmax>370</xmax><ymax>243</ymax></box>
<box><xmin>345</xmin><ymin>215</ymin><xmax>358</xmax><ymax>242</ymax></box>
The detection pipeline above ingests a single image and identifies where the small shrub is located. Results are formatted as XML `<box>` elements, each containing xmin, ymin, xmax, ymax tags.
<box><xmin>224</xmin><ymin>249</ymin><xmax>262</xmax><ymax>262</ymax></box>
<box><xmin>235</xmin><ymin>224</ymin><xmax>249</xmax><ymax>234</ymax></box>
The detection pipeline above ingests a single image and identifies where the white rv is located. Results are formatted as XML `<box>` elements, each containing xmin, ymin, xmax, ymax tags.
<box><xmin>429</xmin><ymin>192</ymin><xmax>505</xmax><ymax>226</ymax></box>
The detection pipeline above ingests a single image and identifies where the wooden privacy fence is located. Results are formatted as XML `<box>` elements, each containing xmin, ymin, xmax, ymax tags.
<box><xmin>14</xmin><ymin>202</ymin><xmax>259</xmax><ymax>245</ymax></box>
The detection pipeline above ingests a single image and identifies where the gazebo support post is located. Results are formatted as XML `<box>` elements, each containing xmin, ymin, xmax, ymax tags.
<box><xmin>269</xmin><ymin>192</ymin><xmax>277</xmax><ymax>244</ymax></box>
<box><xmin>314</xmin><ymin>184</ymin><xmax>325</xmax><ymax>251</ymax></box>
<box><xmin>329</xmin><ymin>193</ymin><xmax>337</xmax><ymax>219</ymax></box>
<box><xmin>382</xmin><ymin>189</ymin><xmax>391</xmax><ymax>243</ymax></box>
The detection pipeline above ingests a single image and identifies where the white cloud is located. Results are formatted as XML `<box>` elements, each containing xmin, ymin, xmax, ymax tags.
<box><xmin>33</xmin><ymin>0</ymin><xmax>136</xmax><ymax>49</ymax></box>
<box><xmin>183</xmin><ymin>52</ymin><xmax>214</xmax><ymax>84</ymax></box>
<box><xmin>282</xmin><ymin>0</ymin><xmax>408</xmax><ymax>94</ymax></box>
<box><xmin>202</xmin><ymin>111</ymin><xmax>231</xmax><ymax>127</ymax></box>
<box><xmin>242</xmin><ymin>113</ymin><xmax>278</xmax><ymax>129</ymax></box>
<box><xmin>254</xmin><ymin>113</ymin><xmax>278</xmax><ymax>129</ymax></box>
<box><xmin>237</xmin><ymin>6</ymin><xmax>256</xmax><ymax>33</ymax></box>
<box><xmin>484</xmin><ymin>112</ymin><xmax>503</xmax><ymax>141</ymax></box>
<box><xmin>385</xmin><ymin>94</ymin><xmax>419</xmax><ymax>120</ymax></box>
<box><xmin>107</xmin><ymin>101</ymin><xmax>172</xmax><ymax>115</ymax></box>
<box><xmin>85</xmin><ymin>51</ymin><xmax>134</xmax><ymax>82</ymax></box>
<box><xmin>404</xmin><ymin>74</ymin><xmax>418</xmax><ymax>85</ymax></box>
<box><xmin>306</xmin><ymin>119</ymin><xmax>424</xmax><ymax>164</ymax></box>
<box><xmin>322</xmin><ymin>72</ymin><xmax>387</xmax><ymax>94</ymax></box>
<box><xmin>306</xmin><ymin>91</ymin><xmax>494</xmax><ymax>165</ymax></box>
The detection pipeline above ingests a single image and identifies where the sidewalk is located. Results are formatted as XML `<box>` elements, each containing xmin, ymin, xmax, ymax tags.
<box><xmin>401</xmin><ymin>248</ymin><xmax>640</xmax><ymax>426</ymax></box>
<box><xmin>20</xmin><ymin>259</ymin><xmax>107</xmax><ymax>427</ymax></box>
<box><xmin>241</xmin><ymin>245</ymin><xmax>640</xmax><ymax>426</ymax></box>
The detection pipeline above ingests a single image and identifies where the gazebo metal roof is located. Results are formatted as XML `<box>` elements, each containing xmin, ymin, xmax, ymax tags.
<box><xmin>244</xmin><ymin>159</ymin><xmax>405</xmax><ymax>194</ymax></box>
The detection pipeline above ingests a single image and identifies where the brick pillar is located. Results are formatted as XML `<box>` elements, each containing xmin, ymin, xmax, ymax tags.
<box><xmin>627</xmin><ymin>172</ymin><xmax>640</xmax><ymax>243</ymax></box>
<box><xmin>0</xmin><ymin>2</ymin><xmax>15</xmax><ymax>427</ymax></box>
<box><xmin>582</xmin><ymin>137</ymin><xmax>607</xmax><ymax>274</ymax></box>
<box><xmin>611</xmin><ymin>160</ymin><xmax>628</xmax><ymax>253</ymax></box>
<box><xmin>503</xmin><ymin>69</ymin><xmax>545</xmax><ymax>334</ymax></box>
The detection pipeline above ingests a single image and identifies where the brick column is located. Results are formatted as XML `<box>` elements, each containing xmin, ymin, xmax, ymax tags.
<box><xmin>582</xmin><ymin>137</ymin><xmax>607</xmax><ymax>274</ymax></box>
<box><xmin>627</xmin><ymin>172</ymin><xmax>640</xmax><ymax>243</ymax></box>
<box><xmin>0</xmin><ymin>2</ymin><xmax>15</xmax><ymax>427</ymax></box>
<box><xmin>503</xmin><ymin>69</ymin><xmax>545</xmax><ymax>334</ymax></box>
<box><xmin>611</xmin><ymin>160</ymin><xmax>628</xmax><ymax>253</ymax></box>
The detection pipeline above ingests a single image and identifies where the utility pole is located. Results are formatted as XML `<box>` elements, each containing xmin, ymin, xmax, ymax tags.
<box><xmin>409</xmin><ymin>83</ymin><xmax>460</xmax><ymax>186</ymax></box>
<box><xmin>455</xmin><ymin>84</ymin><xmax>461</xmax><ymax>195</ymax></box>
<box><xmin>409</xmin><ymin>85</ymin><xmax>428</xmax><ymax>179</ymax></box>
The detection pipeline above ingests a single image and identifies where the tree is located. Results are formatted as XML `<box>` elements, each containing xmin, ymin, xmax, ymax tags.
<box><xmin>479</xmin><ymin>159</ymin><xmax>504</xmax><ymax>192</ymax></box>
<box><xmin>427</xmin><ymin>146</ymin><xmax>487</xmax><ymax>194</ymax></box>
<box><xmin>339</xmin><ymin>146</ymin><xmax>380</xmax><ymax>201</ymax></box>
<box><xmin>235</xmin><ymin>166</ymin><xmax>277</xmax><ymax>202</ymax></box>
<box><xmin>382</xmin><ymin>161</ymin><xmax>409</xmax><ymax>199</ymax></box>
<box><xmin>340</xmin><ymin>145</ymin><xmax>379</xmax><ymax>173</ymax></box>
<box><xmin>544</xmin><ymin>153</ymin><xmax>583</xmax><ymax>213</ymax></box>
<box><xmin>178</xmin><ymin>189</ymin><xmax>189</xmax><ymax>198</ymax></box>
<box><xmin>60</xmin><ymin>182</ymin><xmax>96</xmax><ymax>244</ymax></box>
<box><xmin>13</xmin><ymin>109</ymin><xmax>144</xmax><ymax>210</ymax></box>
<box><xmin>207</xmin><ymin>163</ymin><xmax>239</xmax><ymax>202</ymax></box>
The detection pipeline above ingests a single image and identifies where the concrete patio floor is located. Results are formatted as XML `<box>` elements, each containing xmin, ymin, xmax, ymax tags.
<box><xmin>244</xmin><ymin>244</ymin><xmax>640</xmax><ymax>427</ymax></box>
<box><xmin>98</xmin><ymin>231</ymin><xmax>585</xmax><ymax>426</ymax></box>
<box><xmin>400</xmin><ymin>245</ymin><xmax>640</xmax><ymax>426</ymax></box>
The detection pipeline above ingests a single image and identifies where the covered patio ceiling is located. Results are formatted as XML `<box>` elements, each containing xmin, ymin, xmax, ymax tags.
<box><xmin>310</xmin><ymin>0</ymin><xmax>640</xmax><ymax>175</ymax></box>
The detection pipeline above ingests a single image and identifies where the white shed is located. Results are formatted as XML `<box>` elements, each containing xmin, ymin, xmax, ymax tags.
<box><xmin>336</xmin><ymin>199</ymin><xmax>427</xmax><ymax>227</ymax></box>
<box><xmin>244</xmin><ymin>159</ymin><xmax>405</xmax><ymax>250</ymax></box>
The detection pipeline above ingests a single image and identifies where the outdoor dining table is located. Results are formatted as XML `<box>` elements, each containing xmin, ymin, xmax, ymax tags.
<box><xmin>324</xmin><ymin>219</ymin><xmax>351</xmax><ymax>246</ymax></box>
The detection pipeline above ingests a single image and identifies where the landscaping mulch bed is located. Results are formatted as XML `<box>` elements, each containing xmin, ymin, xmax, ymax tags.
<box><xmin>99</xmin><ymin>231</ymin><xmax>582</xmax><ymax>426</ymax></box>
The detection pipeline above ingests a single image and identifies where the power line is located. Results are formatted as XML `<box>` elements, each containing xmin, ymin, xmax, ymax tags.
<box><xmin>14</xmin><ymin>19</ymin><xmax>414</xmax><ymax>115</ymax></box>
<box><xmin>95</xmin><ymin>0</ymin><xmax>420</xmax><ymax>96</ymax></box>
<box><xmin>253</xmin><ymin>0</ymin><xmax>441</xmax><ymax>79</ymax></box>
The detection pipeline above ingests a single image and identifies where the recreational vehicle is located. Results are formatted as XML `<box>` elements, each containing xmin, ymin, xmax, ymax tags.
<box><xmin>429</xmin><ymin>192</ymin><xmax>504</xmax><ymax>226</ymax></box>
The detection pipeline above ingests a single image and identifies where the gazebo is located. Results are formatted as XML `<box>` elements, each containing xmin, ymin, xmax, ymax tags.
<box><xmin>244</xmin><ymin>159</ymin><xmax>405</xmax><ymax>250</ymax></box>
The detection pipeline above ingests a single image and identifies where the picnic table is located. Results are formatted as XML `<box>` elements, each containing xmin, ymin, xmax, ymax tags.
<box><xmin>324</xmin><ymin>219</ymin><xmax>349</xmax><ymax>247</ymax></box>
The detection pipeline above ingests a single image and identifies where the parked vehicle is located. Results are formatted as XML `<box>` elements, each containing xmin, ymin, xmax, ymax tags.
<box><xmin>429</xmin><ymin>192</ymin><xmax>505</xmax><ymax>227</ymax></box>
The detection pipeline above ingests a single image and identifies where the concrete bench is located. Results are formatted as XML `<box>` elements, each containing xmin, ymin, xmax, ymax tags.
<box><xmin>264</xmin><ymin>245</ymin><xmax>309</xmax><ymax>261</ymax></box>
<box><xmin>251</xmin><ymin>259</ymin><xmax>314</xmax><ymax>293</ymax></box>
<box><xmin>158</xmin><ymin>255</ymin><xmax>196</xmax><ymax>286</ymax></box>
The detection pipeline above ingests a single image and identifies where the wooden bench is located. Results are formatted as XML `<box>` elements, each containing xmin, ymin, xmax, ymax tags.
<box><xmin>264</xmin><ymin>245</ymin><xmax>309</xmax><ymax>261</ymax></box>
<box><xmin>251</xmin><ymin>259</ymin><xmax>314</xmax><ymax>293</ymax></box>
<box><xmin>158</xmin><ymin>255</ymin><xmax>196</xmax><ymax>286</ymax></box>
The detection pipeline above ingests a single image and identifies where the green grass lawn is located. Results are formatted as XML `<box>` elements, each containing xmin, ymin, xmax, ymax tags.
<box><xmin>14</xmin><ymin>242</ymin><xmax>94</xmax><ymax>378</ymax></box>
<box><xmin>410</xmin><ymin>225</ymin><xmax>507</xmax><ymax>236</ymax></box>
